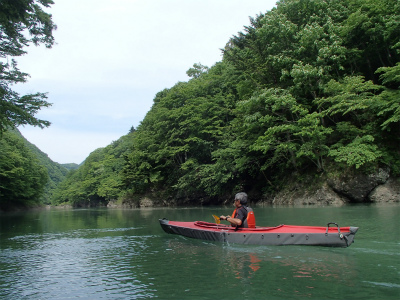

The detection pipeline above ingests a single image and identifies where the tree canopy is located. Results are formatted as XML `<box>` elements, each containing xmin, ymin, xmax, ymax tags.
<box><xmin>4</xmin><ymin>0</ymin><xmax>400</xmax><ymax>208</ymax></box>
<box><xmin>53</xmin><ymin>0</ymin><xmax>400</xmax><ymax>206</ymax></box>
<box><xmin>52</xmin><ymin>133</ymin><xmax>135</xmax><ymax>207</ymax></box>
<box><xmin>0</xmin><ymin>129</ymin><xmax>48</xmax><ymax>209</ymax></box>
<box><xmin>0</xmin><ymin>0</ymin><xmax>56</xmax><ymax>134</ymax></box>
<box><xmin>0</xmin><ymin>129</ymin><xmax>69</xmax><ymax>210</ymax></box>
<box><xmin>122</xmin><ymin>0</ymin><xmax>400</xmax><ymax>200</ymax></box>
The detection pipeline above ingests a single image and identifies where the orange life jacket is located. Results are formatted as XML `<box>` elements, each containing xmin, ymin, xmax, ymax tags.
<box><xmin>232</xmin><ymin>206</ymin><xmax>256</xmax><ymax>228</ymax></box>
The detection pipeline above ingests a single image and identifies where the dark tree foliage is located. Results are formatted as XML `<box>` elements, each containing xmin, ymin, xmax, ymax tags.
<box><xmin>0</xmin><ymin>0</ymin><xmax>56</xmax><ymax>134</ymax></box>
<box><xmin>0</xmin><ymin>129</ymin><xmax>48</xmax><ymax>210</ymax></box>
<box><xmin>221</xmin><ymin>0</ymin><xmax>399</xmax><ymax>183</ymax></box>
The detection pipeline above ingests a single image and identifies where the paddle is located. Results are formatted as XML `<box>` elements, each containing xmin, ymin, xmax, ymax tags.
<box><xmin>212</xmin><ymin>214</ymin><xmax>221</xmax><ymax>224</ymax></box>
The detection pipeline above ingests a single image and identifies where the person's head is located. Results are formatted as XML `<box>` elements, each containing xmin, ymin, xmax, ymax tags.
<box><xmin>234</xmin><ymin>192</ymin><xmax>248</xmax><ymax>207</ymax></box>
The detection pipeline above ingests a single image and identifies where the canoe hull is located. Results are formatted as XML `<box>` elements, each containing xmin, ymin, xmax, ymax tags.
<box><xmin>159</xmin><ymin>219</ymin><xmax>358</xmax><ymax>247</ymax></box>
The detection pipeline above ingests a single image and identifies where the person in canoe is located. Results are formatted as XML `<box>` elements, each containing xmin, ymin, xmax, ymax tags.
<box><xmin>220</xmin><ymin>192</ymin><xmax>256</xmax><ymax>228</ymax></box>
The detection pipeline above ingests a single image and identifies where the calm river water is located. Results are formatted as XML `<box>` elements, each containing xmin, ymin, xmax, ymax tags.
<box><xmin>0</xmin><ymin>204</ymin><xmax>399</xmax><ymax>300</ymax></box>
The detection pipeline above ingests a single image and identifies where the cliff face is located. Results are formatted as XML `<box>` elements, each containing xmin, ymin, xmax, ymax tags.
<box><xmin>327</xmin><ymin>168</ymin><xmax>391</xmax><ymax>203</ymax></box>
<box><xmin>269</xmin><ymin>169</ymin><xmax>400</xmax><ymax>205</ymax></box>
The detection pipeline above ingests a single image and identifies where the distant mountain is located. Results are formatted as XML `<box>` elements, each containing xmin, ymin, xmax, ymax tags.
<box><xmin>62</xmin><ymin>163</ymin><xmax>80</xmax><ymax>170</ymax></box>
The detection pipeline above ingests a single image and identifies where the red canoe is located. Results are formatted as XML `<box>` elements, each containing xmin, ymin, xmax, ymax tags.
<box><xmin>159</xmin><ymin>219</ymin><xmax>358</xmax><ymax>247</ymax></box>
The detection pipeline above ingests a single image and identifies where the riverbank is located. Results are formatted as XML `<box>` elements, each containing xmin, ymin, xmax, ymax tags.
<box><xmin>266</xmin><ymin>174</ymin><xmax>400</xmax><ymax>206</ymax></box>
<box><xmin>2</xmin><ymin>172</ymin><xmax>399</xmax><ymax>213</ymax></box>
<box><xmin>108</xmin><ymin>172</ymin><xmax>400</xmax><ymax>209</ymax></box>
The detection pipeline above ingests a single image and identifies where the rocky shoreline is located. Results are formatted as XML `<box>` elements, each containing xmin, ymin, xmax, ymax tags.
<box><xmin>268</xmin><ymin>177</ymin><xmax>400</xmax><ymax>206</ymax></box>
<box><xmin>108</xmin><ymin>170</ymin><xmax>400</xmax><ymax>208</ymax></box>
<box><xmin>268</xmin><ymin>169</ymin><xmax>400</xmax><ymax>206</ymax></box>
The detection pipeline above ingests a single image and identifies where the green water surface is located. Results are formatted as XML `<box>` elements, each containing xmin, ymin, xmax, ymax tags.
<box><xmin>0</xmin><ymin>204</ymin><xmax>399</xmax><ymax>299</ymax></box>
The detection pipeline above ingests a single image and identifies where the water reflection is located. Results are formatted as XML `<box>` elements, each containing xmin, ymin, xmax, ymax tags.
<box><xmin>1</xmin><ymin>205</ymin><xmax>399</xmax><ymax>300</ymax></box>
<box><xmin>162</xmin><ymin>237</ymin><xmax>361</xmax><ymax>298</ymax></box>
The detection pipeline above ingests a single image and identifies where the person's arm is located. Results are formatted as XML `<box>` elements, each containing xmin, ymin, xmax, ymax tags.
<box><xmin>220</xmin><ymin>215</ymin><xmax>242</xmax><ymax>226</ymax></box>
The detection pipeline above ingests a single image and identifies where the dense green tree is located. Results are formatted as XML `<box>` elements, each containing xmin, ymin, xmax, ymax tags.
<box><xmin>51</xmin><ymin>0</ymin><xmax>400</xmax><ymax>206</ymax></box>
<box><xmin>0</xmin><ymin>130</ymin><xmax>48</xmax><ymax>209</ymax></box>
<box><xmin>53</xmin><ymin>133</ymin><xmax>135</xmax><ymax>206</ymax></box>
<box><xmin>123</xmin><ymin>66</ymin><xmax>235</xmax><ymax>199</ymax></box>
<box><xmin>0</xmin><ymin>0</ymin><xmax>56</xmax><ymax>134</ymax></box>
<box><xmin>122</xmin><ymin>0</ymin><xmax>400</xmax><ymax>202</ymax></box>
<box><xmin>218</xmin><ymin>0</ymin><xmax>399</xmax><ymax>185</ymax></box>
<box><xmin>20</xmin><ymin>131</ymin><xmax>69</xmax><ymax>204</ymax></box>
<box><xmin>186</xmin><ymin>63</ymin><xmax>209</xmax><ymax>79</ymax></box>
<box><xmin>342</xmin><ymin>0</ymin><xmax>400</xmax><ymax>81</ymax></box>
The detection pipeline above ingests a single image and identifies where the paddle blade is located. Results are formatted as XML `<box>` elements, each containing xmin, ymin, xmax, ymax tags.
<box><xmin>212</xmin><ymin>215</ymin><xmax>221</xmax><ymax>224</ymax></box>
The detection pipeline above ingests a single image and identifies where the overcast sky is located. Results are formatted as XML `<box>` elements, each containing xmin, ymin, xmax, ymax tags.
<box><xmin>16</xmin><ymin>0</ymin><xmax>277</xmax><ymax>164</ymax></box>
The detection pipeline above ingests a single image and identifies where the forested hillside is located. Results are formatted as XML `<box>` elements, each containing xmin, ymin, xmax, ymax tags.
<box><xmin>52</xmin><ymin>0</ymin><xmax>399</xmax><ymax>207</ymax></box>
<box><xmin>0</xmin><ymin>0</ymin><xmax>57</xmax><ymax>210</ymax></box>
<box><xmin>17</xmin><ymin>130</ymin><xmax>70</xmax><ymax>204</ymax></box>
<box><xmin>0</xmin><ymin>129</ymin><xmax>69</xmax><ymax>210</ymax></box>
<box><xmin>52</xmin><ymin>132</ymin><xmax>135</xmax><ymax>207</ymax></box>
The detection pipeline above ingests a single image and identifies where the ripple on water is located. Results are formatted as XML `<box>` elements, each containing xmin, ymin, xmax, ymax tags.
<box><xmin>1</xmin><ymin>231</ymin><xmax>158</xmax><ymax>299</ymax></box>
<box><xmin>363</xmin><ymin>281</ymin><xmax>400</xmax><ymax>289</ymax></box>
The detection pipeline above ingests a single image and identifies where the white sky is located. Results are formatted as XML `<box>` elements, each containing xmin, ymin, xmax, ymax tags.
<box><xmin>16</xmin><ymin>0</ymin><xmax>277</xmax><ymax>164</ymax></box>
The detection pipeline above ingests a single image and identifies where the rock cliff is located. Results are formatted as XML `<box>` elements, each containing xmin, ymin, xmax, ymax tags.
<box><xmin>268</xmin><ymin>169</ymin><xmax>399</xmax><ymax>205</ymax></box>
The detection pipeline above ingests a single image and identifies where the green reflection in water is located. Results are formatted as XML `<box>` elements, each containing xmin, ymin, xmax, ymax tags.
<box><xmin>0</xmin><ymin>204</ymin><xmax>399</xmax><ymax>300</ymax></box>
